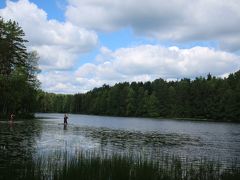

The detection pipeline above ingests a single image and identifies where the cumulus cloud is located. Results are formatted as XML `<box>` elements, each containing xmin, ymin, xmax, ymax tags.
<box><xmin>0</xmin><ymin>0</ymin><xmax>98</xmax><ymax>70</ymax></box>
<box><xmin>1</xmin><ymin>0</ymin><xmax>239</xmax><ymax>94</ymax></box>
<box><xmin>38</xmin><ymin>71</ymin><xmax>81</xmax><ymax>94</ymax></box>
<box><xmin>37</xmin><ymin>45</ymin><xmax>240</xmax><ymax>93</ymax></box>
<box><xmin>74</xmin><ymin>45</ymin><xmax>240</xmax><ymax>91</ymax></box>
<box><xmin>66</xmin><ymin>0</ymin><xmax>240</xmax><ymax>51</ymax></box>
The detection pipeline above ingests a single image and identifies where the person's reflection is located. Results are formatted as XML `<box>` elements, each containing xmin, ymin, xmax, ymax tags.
<box><xmin>9</xmin><ymin>120</ymin><xmax>14</xmax><ymax>131</ymax></box>
<box><xmin>64</xmin><ymin>123</ymin><xmax>67</xmax><ymax>130</ymax></box>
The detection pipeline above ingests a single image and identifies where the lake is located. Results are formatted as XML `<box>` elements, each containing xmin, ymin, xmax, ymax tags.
<box><xmin>0</xmin><ymin>113</ymin><xmax>240</xmax><ymax>178</ymax></box>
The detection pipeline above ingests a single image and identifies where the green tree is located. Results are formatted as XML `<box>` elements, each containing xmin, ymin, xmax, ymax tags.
<box><xmin>0</xmin><ymin>18</ymin><xmax>40</xmax><ymax>118</ymax></box>
<box><xmin>126</xmin><ymin>87</ymin><xmax>137</xmax><ymax>116</ymax></box>
<box><xmin>35</xmin><ymin>70</ymin><xmax>240</xmax><ymax>122</ymax></box>
<box><xmin>0</xmin><ymin>18</ymin><xmax>28</xmax><ymax>75</ymax></box>
<box><xmin>145</xmin><ymin>93</ymin><xmax>159</xmax><ymax>117</ymax></box>
<box><xmin>151</xmin><ymin>79</ymin><xmax>169</xmax><ymax>117</ymax></box>
<box><xmin>167</xmin><ymin>85</ymin><xmax>177</xmax><ymax>117</ymax></box>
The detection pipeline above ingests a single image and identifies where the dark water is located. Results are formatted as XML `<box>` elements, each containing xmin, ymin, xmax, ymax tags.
<box><xmin>0</xmin><ymin>113</ymin><xmax>240</xmax><ymax>175</ymax></box>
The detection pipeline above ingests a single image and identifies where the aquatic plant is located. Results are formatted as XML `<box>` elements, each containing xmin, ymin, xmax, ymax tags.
<box><xmin>3</xmin><ymin>150</ymin><xmax>238</xmax><ymax>180</ymax></box>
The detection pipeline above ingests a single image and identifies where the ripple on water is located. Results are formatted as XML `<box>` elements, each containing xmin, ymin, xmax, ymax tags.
<box><xmin>1</xmin><ymin>116</ymin><xmax>240</xmax><ymax>171</ymax></box>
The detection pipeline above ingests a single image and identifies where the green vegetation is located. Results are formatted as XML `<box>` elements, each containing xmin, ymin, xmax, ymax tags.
<box><xmin>37</xmin><ymin>71</ymin><xmax>240</xmax><ymax>122</ymax></box>
<box><xmin>36</xmin><ymin>91</ymin><xmax>73</xmax><ymax>113</ymax></box>
<box><xmin>2</xmin><ymin>151</ymin><xmax>239</xmax><ymax>180</ymax></box>
<box><xmin>0</xmin><ymin>17</ymin><xmax>40</xmax><ymax>118</ymax></box>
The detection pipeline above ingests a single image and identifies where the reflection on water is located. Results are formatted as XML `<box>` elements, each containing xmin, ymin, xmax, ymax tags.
<box><xmin>63</xmin><ymin>123</ymin><xmax>67</xmax><ymax>130</ymax></box>
<box><xmin>0</xmin><ymin>120</ymin><xmax>42</xmax><ymax>178</ymax></box>
<box><xmin>0</xmin><ymin>113</ymin><xmax>240</xmax><ymax>178</ymax></box>
<box><xmin>35</xmin><ymin>114</ymin><xmax>240</xmax><ymax>164</ymax></box>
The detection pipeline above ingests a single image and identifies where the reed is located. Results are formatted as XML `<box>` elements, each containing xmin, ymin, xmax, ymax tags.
<box><xmin>2</xmin><ymin>151</ymin><xmax>239</xmax><ymax>180</ymax></box>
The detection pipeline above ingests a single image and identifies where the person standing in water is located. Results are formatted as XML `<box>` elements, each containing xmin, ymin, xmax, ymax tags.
<box><xmin>10</xmin><ymin>113</ymin><xmax>15</xmax><ymax>121</ymax></box>
<box><xmin>64</xmin><ymin>114</ymin><xmax>68</xmax><ymax>124</ymax></box>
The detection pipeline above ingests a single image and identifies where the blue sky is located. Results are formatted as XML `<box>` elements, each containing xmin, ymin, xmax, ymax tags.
<box><xmin>0</xmin><ymin>0</ymin><xmax>240</xmax><ymax>94</ymax></box>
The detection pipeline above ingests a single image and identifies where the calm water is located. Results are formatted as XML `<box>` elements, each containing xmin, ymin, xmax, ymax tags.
<box><xmin>0</xmin><ymin>113</ymin><xmax>240</xmax><ymax>174</ymax></box>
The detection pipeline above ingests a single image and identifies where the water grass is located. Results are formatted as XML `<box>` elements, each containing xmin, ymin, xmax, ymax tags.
<box><xmin>1</xmin><ymin>151</ymin><xmax>239</xmax><ymax>180</ymax></box>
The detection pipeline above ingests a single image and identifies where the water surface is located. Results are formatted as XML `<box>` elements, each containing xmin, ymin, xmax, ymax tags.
<box><xmin>0</xmin><ymin>113</ymin><xmax>239</xmax><ymax>175</ymax></box>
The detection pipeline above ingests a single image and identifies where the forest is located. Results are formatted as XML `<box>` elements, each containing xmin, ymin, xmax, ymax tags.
<box><xmin>0</xmin><ymin>18</ymin><xmax>40</xmax><ymax>118</ymax></box>
<box><xmin>37</xmin><ymin>71</ymin><xmax>240</xmax><ymax>122</ymax></box>
<box><xmin>1</xmin><ymin>17</ymin><xmax>240</xmax><ymax>122</ymax></box>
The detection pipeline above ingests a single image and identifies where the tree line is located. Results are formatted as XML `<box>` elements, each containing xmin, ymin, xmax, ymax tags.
<box><xmin>37</xmin><ymin>71</ymin><xmax>240</xmax><ymax>122</ymax></box>
<box><xmin>0</xmin><ymin>17</ymin><xmax>40</xmax><ymax>118</ymax></box>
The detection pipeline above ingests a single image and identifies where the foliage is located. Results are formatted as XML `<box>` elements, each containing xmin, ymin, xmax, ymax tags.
<box><xmin>0</xmin><ymin>17</ymin><xmax>40</xmax><ymax>118</ymax></box>
<box><xmin>37</xmin><ymin>70</ymin><xmax>240</xmax><ymax>122</ymax></box>
<box><xmin>36</xmin><ymin>90</ymin><xmax>73</xmax><ymax>113</ymax></box>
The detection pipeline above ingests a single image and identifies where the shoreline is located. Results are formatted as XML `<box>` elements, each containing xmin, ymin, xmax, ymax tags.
<box><xmin>35</xmin><ymin>112</ymin><xmax>240</xmax><ymax>123</ymax></box>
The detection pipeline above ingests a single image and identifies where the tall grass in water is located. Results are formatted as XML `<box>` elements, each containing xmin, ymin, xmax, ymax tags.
<box><xmin>4</xmin><ymin>151</ymin><xmax>240</xmax><ymax>180</ymax></box>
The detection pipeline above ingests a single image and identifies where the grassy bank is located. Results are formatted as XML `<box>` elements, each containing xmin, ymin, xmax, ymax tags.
<box><xmin>2</xmin><ymin>151</ymin><xmax>239</xmax><ymax>180</ymax></box>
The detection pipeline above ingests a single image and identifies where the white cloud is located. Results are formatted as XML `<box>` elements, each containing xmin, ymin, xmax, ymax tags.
<box><xmin>66</xmin><ymin>0</ymin><xmax>240</xmax><ymax>51</ymax></box>
<box><xmin>0</xmin><ymin>0</ymin><xmax>98</xmax><ymax>70</ymax></box>
<box><xmin>38</xmin><ymin>71</ymin><xmax>80</xmax><ymax>94</ymax></box>
<box><xmin>74</xmin><ymin>45</ymin><xmax>240</xmax><ymax>91</ymax></box>
<box><xmin>38</xmin><ymin>70</ymin><xmax>105</xmax><ymax>94</ymax></box>
<box><xmin>38</xmin><ymin>45</ymin><xmax>240</xmax><ymax>93</ymax></box>
<box><xmin>1</xmin><ymin>0</ymin><xmax>239</xmax><ymax>94</ymax></box>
